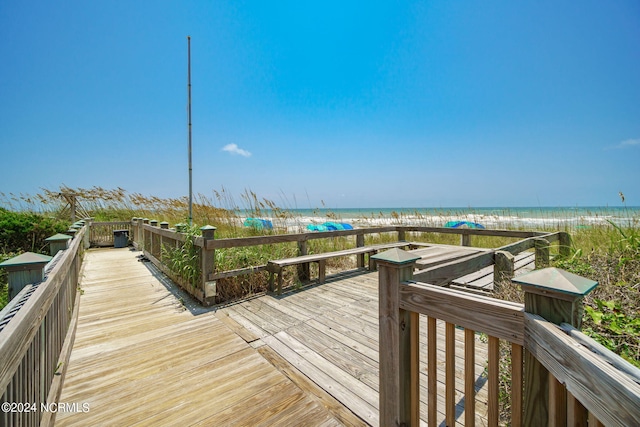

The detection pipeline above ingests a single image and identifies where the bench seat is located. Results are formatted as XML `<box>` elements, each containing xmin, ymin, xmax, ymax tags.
<box><xmin>267</xmin><ymin>241</ymin><xmax>412</xmax><ymax>295</ymax></box>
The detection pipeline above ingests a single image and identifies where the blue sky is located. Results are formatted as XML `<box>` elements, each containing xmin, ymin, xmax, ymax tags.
<box><xmin>1</xmin><ymin>1</ymin><xmax>639</xmax><ymax>209</ymax></box>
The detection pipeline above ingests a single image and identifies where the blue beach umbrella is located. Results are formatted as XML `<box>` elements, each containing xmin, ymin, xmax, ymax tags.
<box><xmin>307</xmin><ymin>222</ymin><xmax>354</xmax><ymax>232</ymax></box>
<box><xmin>444</xmin><ymin>221</ymin><xmax>485</xmax><ymax>229</ymax></box>
<box><xmin>243</xmin><ymin>218</ymin><xmax>273</xmax><ymax>229</ymax></box>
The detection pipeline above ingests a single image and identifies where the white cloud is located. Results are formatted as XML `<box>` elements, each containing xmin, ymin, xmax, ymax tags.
<box><xmin>615</xmin><ymin>138</ymin><xmax>640</xmax><ymax>149</ymax></box>
<box><xmin>222</xmin><ymin>143</ymin><xmax>251</xmax><ymax>157</ymax></box>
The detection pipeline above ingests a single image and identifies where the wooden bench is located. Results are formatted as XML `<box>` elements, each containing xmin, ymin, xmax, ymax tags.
<box><xmin>267</xmin><ymin>242</ymin><xmax>413</xmax><ymax>295</ymax></box>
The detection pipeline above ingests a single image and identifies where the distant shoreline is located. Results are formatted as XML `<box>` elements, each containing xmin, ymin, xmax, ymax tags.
<box><xmin>241</xmin><ymin>206</ymin><xmax>640</xmax><ymax>230</ymax></box>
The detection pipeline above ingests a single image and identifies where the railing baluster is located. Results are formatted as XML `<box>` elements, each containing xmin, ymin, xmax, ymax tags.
<box><xmin>427</xmin><ymin>316</ymin><xmax>437</xmax><ymax>427</ymax></box>
<box><xmin>511</xmin><ymin>343</ymin><xmax>523</xmax><ymax>427</ymax></box>
<box><xmin>487</xmin><ymin>336</ymin><xmax>499</xmax><ymax>426</ymax></box>
<box><xmin>0</xmin><ymin>226</ymin><xmax>86</xmax><ymax>427</ymax></box>
<box><xmin>548</xmin><ymin>372</ymin><xmax>567</xmax><ymax>426</ymax></box>
<box><xmin>465</xmin><ymin>328</ymin><xmax>476</xmax><ymax>426</ymax></box>
<box><xmin>445</xmin><ymin>321</ymin><xmax>456</xmax><ymax>427</ymax></box>
<box><xmin>588</xmin><ymin>412</ymin><xmax>605</xmax><ymax>427</ymax></box>
<box><xmin>567</xmin><ymin>391</ymin><xmax>588</xmax><ymax>426</ymax></box>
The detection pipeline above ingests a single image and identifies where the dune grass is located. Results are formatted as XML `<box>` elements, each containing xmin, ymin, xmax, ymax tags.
<box><xmin>1</xmin><ymin>187</ymin><xmax>638</xmax><ymax>369</ymax></box>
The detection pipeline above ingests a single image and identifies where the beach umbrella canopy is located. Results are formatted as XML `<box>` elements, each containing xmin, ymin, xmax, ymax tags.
<box><xmin>243</xmin><ymin>218</ymin><xmax>273</xmax><ymax>229</ymax></box>
<box><xmin>307</xmin><ymin>222</ymin><xmax>353</xmax><ymax>232</ymax></box>
<box><xmin>444</xmin><ymin>221</ymin><xmax>485</xmax><ymax>229</ymax></box>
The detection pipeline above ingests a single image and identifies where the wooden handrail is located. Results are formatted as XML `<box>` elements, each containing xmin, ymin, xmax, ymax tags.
<box><xmin>401</xmin><ymin>280</ymin><xmax>524</xmax><ymax>344</ymax></box>
<box><xmin>126</xmin><ymin>219</ymin><xmax>568</xmax><ymax>306</ymax></box>
<box><xmin>525</xmin><ymin>313</ymin><xmax>640</xmax><ymax>426</ymax></box>
<box><xmin>0</xmin><ymin>226</ymin><xmax>85</xmax><ymax>426</ymax></box>
<box><xmin>376</xmin><ymin>246</ymin><xmax>639</xmax><ymax>426</ymax></box>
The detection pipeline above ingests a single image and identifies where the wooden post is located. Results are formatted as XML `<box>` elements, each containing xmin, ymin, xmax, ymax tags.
<box><xmin>461</xmin><ymin>232</ymin><xmax>471</xmax><ymax>247</ymax></box>
<box><xmin>534</xmin><ymin>238</ymin><xmax>550</xmax><ymax>268</ymax></box>
<box><xmin>297</xmin><ymin>240</ymin><xmax>309</xmax><ymax>281</ymax></box>
<box><xmin>45</xmin><ymin>233</ymin><xmax>72</xmax><ymax>256</ymax></box>
<box><xmin>356</xmin><ymin>233</ymin><xmax>365</xmax><ymax>268</ymax></box>
<box><xmin>134</xmin><ymin>218</ymin><xmax>142</xmax><ymax>249</ymax></box>
<box><xmin>513</xmin><ymin>268</ymin><xmax>598</xmax><ymax>427</ymax></box>
<box><xmin>70</xmin><ymin>196</ymin><xmax>76</xmax><ymax>223</ymax></box>
<box><xmin>0</xmin><ymin>252</ymin><xmax>52</xmax><ymax>301</ymax></box>
<box><xmin>83</xmin><ymin>219</ymin><xmax>91</xmax><ymax>249</ymax></box>
<box><xmin>372</xmin><ymin>248</ymin><xmax>421</xmax><ymax>427</ymax></box>
<box><xmin>149</xmin><ymin>220</ymin><xmax>159</xmax><ymax>259</ymax></box>
<box><xmin>200</xmin><ymin>225</ymin><xmax>217</xmax><ymax>306</ymax></box>
<box><xmin>558</xmin><ymin>232</ymin><xmax>571</xmax><ymax>258</ymax></box>
<box><xmin>493</xmin><ymin>250</ymin><xmax>514</xmax><ymax>293</ymax></box>
<box><xmin>397</xmin><ymin>228</ymin><xmax>406</xmax><ymax>242</ymax></box>
<box><xmin>160</xmin><ymin>222</ymin><xmax>169</xmax><ymax>262</ymax></box>
<box><xmin>142</xmin><ymin>218</ymin><xmax>150</xmax><ymax>252</ymax></box>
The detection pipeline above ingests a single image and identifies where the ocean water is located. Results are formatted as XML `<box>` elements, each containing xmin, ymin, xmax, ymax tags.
<box><xmin>247</xmin><ymin>206</ymin><xmax>640</xmax><ymax>231</ymax></box>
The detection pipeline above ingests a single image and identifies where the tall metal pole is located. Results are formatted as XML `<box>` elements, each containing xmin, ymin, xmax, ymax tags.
<box><xmin>187</xmin><ymin>36</ymin><xmax>193</xmax><ymax>225</ymax></box>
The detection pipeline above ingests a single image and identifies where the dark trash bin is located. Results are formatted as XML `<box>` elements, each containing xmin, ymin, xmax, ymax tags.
<box><xmin>114</xmin><ymin>230</ymin><xmax>129</xmax><ymax>248</ymax></box>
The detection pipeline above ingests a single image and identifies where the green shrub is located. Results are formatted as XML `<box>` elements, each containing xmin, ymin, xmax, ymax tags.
<box><xmin>0</xmin><ymin>209</ymin><xmax>68</xmax><ymax>311</ymax></box>
<box><xmin>0</xmin><ymin>252</ymin><xmax>15</xmax><ymax>310</ymax></box>
<box><xmin>161</xmin><ymin>225</ymin><xmax>201</xmax><ymax>289</ymax></box>
<box><xmin>0</xmin><ymin>208</ymin><xmax>69</xmax><ymax>254</ymax></box>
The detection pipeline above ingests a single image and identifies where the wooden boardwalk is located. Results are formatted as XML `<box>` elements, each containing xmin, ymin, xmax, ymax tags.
<box><xmin>56</xmin><ymin>247</ymin><xmax>534</xmax><ymax>426</ymax></box>
<box><xmin>56</xmin><ymin>249</ymin><xmax>361</xmax><ymax>426</ymax></box>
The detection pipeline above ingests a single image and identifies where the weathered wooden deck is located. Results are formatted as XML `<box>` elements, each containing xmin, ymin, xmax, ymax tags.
<box><xmin>56</xmin><ymin>247</ymin><xmax>533</xmax><ymax>426</ymax></box>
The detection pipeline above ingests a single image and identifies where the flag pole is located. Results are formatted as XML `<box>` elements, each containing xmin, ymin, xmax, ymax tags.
<box><xmin>187</xmin><ymin>35</ymin><xmax>193</xmax><ymax>225</ymax></box>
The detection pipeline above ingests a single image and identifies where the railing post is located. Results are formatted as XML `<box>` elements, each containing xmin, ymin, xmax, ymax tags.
<box><xmin>493</xmin><ymin>250</ymin><xmax>514</xmax><ymax>293</ymax></box>
<box><xmin>160</xmin><ymin>222</ymin><xmax>169</xmax><ymax>262</ymax></box>
<box><xmin>558</xmin><ymin>232</ymin><xmax>571</xmax><ymax>258</ymax></box>
<box><xmin>0</xmin><ymin>252</ymin><xmax>52</xmax><ymax>301</ymax></box>
<box><xmin>372</xmin><ymin>248</ymin><xmax>421</xmax><ymax>427</ymax></box>
<box><xmin>149</xmin><ymin>220</ymin><xmax>159</xmax><ymax>258</ymax></box>
<box><xmin>45</xmin><ymin>233</ymin><xmax>72</xmax><ymax>256</ymax></box>
<box><xmin>534</xmin><ymin>237</ymin><xmax>550</xmax><ymax>268</ymax></box>
<box><xmin>513</xmin><ymin>267</ymin><xmax>598</xmax><ymax>427</ymax></box>
<box><xmin>83</xmin><ymin>219</ymin><xmax>91</xmax><ymax>249</ymax></box>
<box><xmin>200</xmin><ymin>225</ymin><xmax>217</xmax><ymax>306</ymax></box>
<box><xmin>131</xmin><ymin>218</ymin><xmax>138</xmax><ymax>247</ymax></box>
<box><xmin>461</xmin><ymin>232</ymin><xmax>471</xmax><ymax>247</ymax></box>
<box><xmin>142</xmin><ymin>218</ymin><xmax>150</xmax><ymax>252</ymax></box>
<box><xmin>397</xmin><ymin>227</ymin><xmax>406</xmax><ymax>242</ymax></box>
<box><xmin>297</xmin><ymin>239</ymin><xmax>309</xmax><ymax>281</ymax></box>
<box><xmin>356</xmin><ymin>232</ymin><xmax>365</xmax><ymax>268</ymax></box>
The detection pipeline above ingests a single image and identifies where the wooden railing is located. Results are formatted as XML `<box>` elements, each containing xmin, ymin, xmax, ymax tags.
<box><xmin>114</xmin><ymin>218</ymin><xmax>569</xmax><ymax>306</ymax></box>
<box><xmin>89</xmin><ymin>221</ymin><xmax>131</xmax><ymax>247</ymax></box>
<box><xmin>0</xmin><ymin>226</ymin><xmax>86</xmax><ymax>427</ymax></box>
<box><xmin>374</xmin><ymin>249</ymin><xmax>640</xmax><ymax>426</ymax></box>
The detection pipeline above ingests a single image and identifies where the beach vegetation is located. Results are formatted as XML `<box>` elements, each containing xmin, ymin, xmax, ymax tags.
<box><xmin>161</xmin><ymin>224</ymin><xmax>201</xmax><ymax>289</ymax></box>
<box><xmin>0</xmin><ymin>207</ymin><xmax>69</xmax><ymax>310</ymax></box>
<box><xmin>1</xmin><ymin>187</ymin><xmax>638</xmax><ymax>370</ymax></box>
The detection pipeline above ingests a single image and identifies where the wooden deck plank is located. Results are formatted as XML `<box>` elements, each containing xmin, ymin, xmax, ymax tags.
<box><xmin>453</xmin><ymin>251</ymin><xmax>535</xmax><ymax>290</ymax></box>
<box><xmin>55</xmin><ymin>243</ymin><xmax>509</xmax><ymax>427</ymax></box>
<box><xmin>411</xmin><ymin>246</ymin><xmax>484</xmax><ymax>269</ymax></box>
<box><xmin>262</xmin><ymin>334</ymin><xmax>379</xmax><ymax>426</ymax></box>
<box><xmin>257</xmin><ymin>345</ymin><xmax>369</xmax><ymax>427</ymax></box>
<box><xmin>56</xmin><ymin>249</ymin><xmax>351</xmax><ymax>427</ymax></box>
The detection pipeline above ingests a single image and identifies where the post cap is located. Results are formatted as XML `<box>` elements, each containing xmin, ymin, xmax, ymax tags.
<box><xmin>45</xmin><ymin>233</ymin><xmax>73</xmax><ymax>242</ymax></box>
<box><xmin>371</xmin><ymin>248</ymin><xmax>421</xmax><ymax>265</ymax></box>
<box><xmin>0</xmin><ymin>252</ymin><xmax>53</xmax><ymax>268</ymax></box>
<box><xmin>513</xmin><ymin>267</ymin><xmax>598</xmax><ymax>298</ymax></box>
